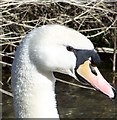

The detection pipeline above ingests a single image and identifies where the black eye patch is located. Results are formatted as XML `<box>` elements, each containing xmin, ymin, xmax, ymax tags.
<box><xmin>73</xmin><ymin>49</ymin><xmax>101</xmax><ymax>68</ymax></box>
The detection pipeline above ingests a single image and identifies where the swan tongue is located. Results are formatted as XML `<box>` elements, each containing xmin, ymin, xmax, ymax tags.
<box><xmin>76</xmin><ymin>60</ymin><xmax>116</xmax><ymax>99</ymax></box>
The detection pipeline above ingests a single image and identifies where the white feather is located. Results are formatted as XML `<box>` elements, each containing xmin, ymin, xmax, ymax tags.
<box><xmin>11</xmin><ymin>24</ymin><xmax>94</xmax><ymax>118</ymax></box>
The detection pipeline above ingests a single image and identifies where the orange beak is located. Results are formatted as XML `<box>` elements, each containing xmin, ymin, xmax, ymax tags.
<box><xmin>76</xmin><ymin>60</ymin><xmax>116</xmax><ymax>99</ymax></box>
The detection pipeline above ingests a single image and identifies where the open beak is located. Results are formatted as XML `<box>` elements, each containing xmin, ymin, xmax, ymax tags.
<box><xmin>76</xmin><ymin>60</ymin><xmax>116</xmax><ymax>99</ymax></box>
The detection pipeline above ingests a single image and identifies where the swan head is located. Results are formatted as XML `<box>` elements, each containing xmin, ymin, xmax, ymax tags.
<box><xmin>28</xmin><ymin>24</ymin><xmax>116</xmax><ymax>99</ymax></box>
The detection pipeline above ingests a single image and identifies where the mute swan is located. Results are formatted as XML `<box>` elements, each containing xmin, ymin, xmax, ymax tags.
<box><xmin>11</xmin><ymin>24</ymin><xmax>116</xmax><ymax>118</ymax></box>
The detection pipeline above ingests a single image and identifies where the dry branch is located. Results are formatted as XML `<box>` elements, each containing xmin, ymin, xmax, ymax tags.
<box><xmin>96</xmin><ymin>47</ymin><xmax>117</xmax><ymax>53</ymax></box>
<box><xmin>0</xmin><ymin>88</ymin><xmax>13</xmax><ymax>97</ymax></box>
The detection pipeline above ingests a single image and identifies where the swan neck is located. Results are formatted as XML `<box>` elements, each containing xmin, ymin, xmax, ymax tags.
<box><xmin>12</xmin><ymin>66</ymin><xmax>59</xmax><ymax>118</ymax></box>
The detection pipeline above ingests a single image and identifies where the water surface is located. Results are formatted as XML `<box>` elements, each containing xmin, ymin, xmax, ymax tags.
<box><xmin>2</xmin><ymin>63</ymin><xmax>117</xmax><ymax>119</ymax></box>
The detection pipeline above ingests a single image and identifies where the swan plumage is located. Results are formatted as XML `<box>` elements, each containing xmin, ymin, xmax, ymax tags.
<box><xmin>11</xmin><ymin>24</ymin><xmax>116</xmax><ymax>118</ymax></box>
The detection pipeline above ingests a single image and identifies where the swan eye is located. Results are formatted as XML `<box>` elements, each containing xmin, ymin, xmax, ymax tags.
<box><xmin>66</xmin><ymin>46</ymin><xmax>74</xmax><ymax>52</ymax></box>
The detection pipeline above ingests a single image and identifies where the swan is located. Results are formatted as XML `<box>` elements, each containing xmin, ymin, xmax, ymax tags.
<box><xmin>11</xmin><ymin>24</ymin><xmax>116</xmax><ymax>118</ymax></box>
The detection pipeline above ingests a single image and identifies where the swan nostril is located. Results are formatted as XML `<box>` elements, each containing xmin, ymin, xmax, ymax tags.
<box><xmin>89</xmin><ymin>64</ymin><xmax>97</xmax><ymax>76</ymax></box>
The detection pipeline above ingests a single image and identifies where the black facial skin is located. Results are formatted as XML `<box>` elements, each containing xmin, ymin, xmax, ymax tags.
<box><xmin>66</xmin><ymin>46</ymin><xmax>101</xmax><ymax>68</ymax></box>
<box><xmin>66</xmin><ymin>46</ymin><xmax>101</xmax><ymax>84</ymax></box>
<box><xmin>73</xmin><ymin>49</ymin><xmax>101</xmax><ymax>68</ymax></box>
<box><xmin>74</xmin><ymin>49</ymin><xmax>101</xmax><ymax>83</ymax></box>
